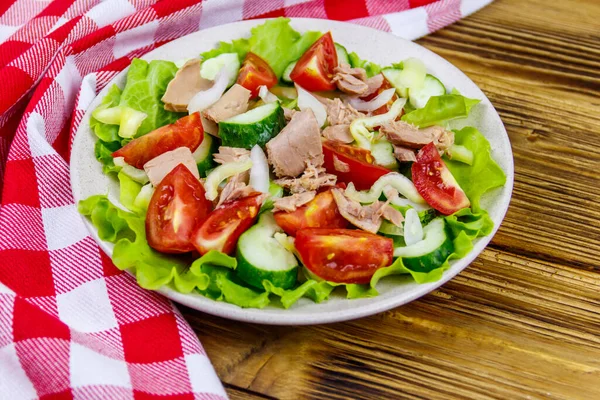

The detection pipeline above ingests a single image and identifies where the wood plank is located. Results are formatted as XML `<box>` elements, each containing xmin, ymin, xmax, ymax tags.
<box><xmin>186</xmin><ymin>247</ymin><xmax>600</xmax><ymax>399</ymax></box>
<box><xmin>225</xmin><ymin>384</ymin><xmax>276</xmax><ymax>400</ymax></box>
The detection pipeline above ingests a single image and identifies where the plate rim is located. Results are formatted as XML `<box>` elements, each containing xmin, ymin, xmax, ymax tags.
<box><xmin>70</xmin><ymin>17</ymin><xmax>514</xmax><ymax>325</ymax></box>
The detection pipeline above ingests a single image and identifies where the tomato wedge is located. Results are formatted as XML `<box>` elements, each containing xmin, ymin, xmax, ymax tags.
<box><xmin>146</xmin><ymin>164</ymin><xmax>213</xmax><ymax>254</ymax></box>
<box><xmin>295</xmin><ymin>228</ymin><xmax>393</xmax><ymax>284</ymax></box>
<box><xmin>274</xmin><ymin>189</ymin><xmax>348</xmax><ymax>236</ymax></box>
<box><xmin>360</xmin><ymin>75</ymin><xmax>400</xmax><ymax>116</ymax></box>
<box><xmin>236</xmin><ymin>52</ymin><xmax>278</xmax><ymax>98</ymax></box>
<box><xmin>322</xmin><ymin>140</ymin><xmax>390</xmax><ymax>191</ymax></box>
<box><xmin>412</xmin><ymin>142</ymin><xmax>470</xmax><ymax>215</ymax></box>
<box><xmin>289</xmin><ymin>32</ymin><xmax>338</xmax><ymax>92</ymax></box>
<box><xmin>192</xmin><ymin>193</ymin><xmax>263</xmax><ymax>255</ymax></box>
<box><xmin>112</xmin><ymin>112</ymin><xmax>204</xmax><ymax>169</ymax></box>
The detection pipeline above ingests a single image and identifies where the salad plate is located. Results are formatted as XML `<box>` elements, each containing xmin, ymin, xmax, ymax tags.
<box><xmin>71</xmin><ymin>18</ymin><xmax>513</xmax><ymax>325</ymax></box>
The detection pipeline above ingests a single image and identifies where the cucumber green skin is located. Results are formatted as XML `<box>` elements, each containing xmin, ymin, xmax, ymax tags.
<box><xmin>235</xmin><ymin>246</ymin><xmax>298</xmax><ymax>290</ymax></box>
<box><xmin>401</xmin><ymin>228</ymin><xmax>454</xmax><ymax>273</ymax></box>
<box><xmin>281</xmin><ymin>60</ymin><xmax>297</xmax><ymax>83</ymax></box>
<box><xmin>218</xmin><ymin>105</ymin><xmax>285</xmax><ymax>149</ymax></box>
<box><xmin>196</xmin><ymin>136</ymin><xmax>219</xmax><ymax>178</ymax></box>
<box><xmin>334</xmin><ymin>43</ymin><xmax>350</xmax><ymax>65</ymax></box>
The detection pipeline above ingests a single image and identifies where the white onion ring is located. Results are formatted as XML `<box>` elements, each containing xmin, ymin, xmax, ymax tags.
<box><xmin>258</xmin><ymin>85</ymin><xmax>279</xmax><ymax>103</ymax></box>
<box><xmin>295</xmin><ymin>83</ymin><xmax>327</xmax><ymax>127</ymax></box>
<box><xmin>187</xmin><ymin>67</ymin><xmax>229</xmax><ymax>114</ymax></box>
<box><xmin>346</xmin><ymin>88</ymin><xmax>395</xmax><ymax>112</ymax></box>
<box><xmin>249</xmin><ymin>145</ymin><xmax>270</xmax><ymax>194</ymax></box>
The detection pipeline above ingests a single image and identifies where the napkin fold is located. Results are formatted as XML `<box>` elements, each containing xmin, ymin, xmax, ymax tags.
<box><xmin>0</xmin><ymin>0</ymin><xmax>491</xmax><ymax>398</ymax></box>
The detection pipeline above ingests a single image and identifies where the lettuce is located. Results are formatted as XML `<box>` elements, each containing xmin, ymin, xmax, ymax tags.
<box><xmin>119</xmin><ymin>59</ymin><xmax>185</xmax><ymax>136</ymax></box>
<box><xmin>349</xmin><ymin>51</ymin><xmax>382</xmax><ymax>77</ymax></box>
<box><xmin>90</xmin><ymin>85</ymin><xmax>122</xmax><ymax>174</ymax></box>
<box><xmin>201</xmin><ymin>18</ymin><xmax>321</xmax><ymax>78</ymax></box>
<box><xmin>444</xmin><ymin>127</ymin><xmax>506</xmax><ymax>211</ymax></box>
<box><xmin>117</xmin><ymin>172</ymin><xmax>143</xmax><ymax>214</ymax></box>
<box><xmin>401</xmin><ymin>94</ymin><xmax>480</xmax><ymax>127</ymax></box>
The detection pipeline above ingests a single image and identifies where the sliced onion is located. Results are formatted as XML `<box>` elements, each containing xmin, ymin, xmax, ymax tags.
<box><xmin>249</xmin><ymin>145</ymin><xmax>270</xmax><ymax>193</ymax></box>
<box><xmin>344</xmin><ymin>172</ymin><xmax>427</xmax><ymax>206</ymax></box>
<box><xmin>404</xmin><ymin>208</ymin><xmax>424</xmax><ymax>246</ymax></box>
<box><xmin>295</xmin><ymin>83</ymin><xmax>327</xmax><ymax>127</ymax></box>
<box><xmin>346</xmin><ymin>88</ymin><xmax>395</xmax><ymax>112</ymax></box>
<box><xmin>258</xmin><ymin>85</ymin><xmax>279</xmax><ymax>104</ymax></box>
<box><xmin>187</xmin><ymin>67</ymin><xmax>229</xmax><ymax>114</ymax></box>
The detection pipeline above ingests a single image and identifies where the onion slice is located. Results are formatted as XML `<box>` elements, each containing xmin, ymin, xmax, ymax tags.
<box><xmin>249</xmin><ymin>145</ymin><xmax>270</xmax><ymax>193</ymax></box>
<box><xmin>403</xmin><ymin>208</ymin><xmax>424</xmax><ymax>246</ymax></box>
<box><xmin>346</xmin><ymin>88</ymin><xmax>395</xmax><ymax>112</ymax></box>
<box><xmin>295</xmin><ymin>83</ymin><xmax>327</xmax><ymax>127</ymax></box>
<box><xmin>258</xmin><ymin>85</ymin><xmax>279</xmax><ymax>104</ymax></box>
<box><xmin>187</xmin><ymin>67</ymin><xmax>229</xmax><ymax>114</ymax></box>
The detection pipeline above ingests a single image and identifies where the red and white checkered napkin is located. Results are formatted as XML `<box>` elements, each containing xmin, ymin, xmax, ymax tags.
<box><xmin>0</xmin><ymin>0</ymin><xmax>491</xmax><ymax>398</ymax></box>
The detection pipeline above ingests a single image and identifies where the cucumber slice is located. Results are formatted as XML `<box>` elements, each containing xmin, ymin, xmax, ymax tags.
<box><xmin>192</xmin><ymin>131</ymin><xmax>218</xmax><ymax>177</ymax></box>
<box><xmin>382</xmin><ymin>68</ymin><xmax>408</xmax><ymax>97</ymax></box>
<box><xmin>382</xmin><ymin>59</ymin><xmax>426</xmax><ymax>99</ymax></box>
<box><xmin>409</xmin><ymin>74</ymin><xmax>446</xmax><ymax>109</ymax></box>
<box><xmin>133</xmin><ymin>183</ymin><xmax>154</xmax><ymax>211</ymax></box>
<box><xmin>379</xmin><ymin>220</ymin><xmax>404</xmax><ymax>236</ymax></box>
<box><xmin>282</xmin><ymin>60</ymin><xmax>297</xmax><ymax>83</ymax></box>
<box><xmin>371</xmin><ymin>139</ymin><xmax>398</xmax><ymax>170</ymax></box>
<box><xmin>236</xmin><ymin>213</ymin><xmax>299</xmax><ymax>290</ymax></box>
<box><xmin>219</xmin><ymin>102</ymin><xmax>285</xmax><ymax>149</ymax></box>
<box><xmin>393</xmin><ymin>218</ymin><xmax>454</xmax><ymax>272</ymax></box>
<box><xmin>113</xmin><ymin>157</ymin><xmax>149</xmax><ymax>184</ymax></box>
<box><xmin>200</xmin><ymin>53</ymin><xmax>240</xmax><ymax>87</ymax></box>
<box><xmin>335</xmin><ymin>43</ymin><xmax>350</xmax><ymax>66</ymax></box>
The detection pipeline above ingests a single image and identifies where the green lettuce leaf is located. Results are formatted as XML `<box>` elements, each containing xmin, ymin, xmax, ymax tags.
<box><xmin>90</xmin><ymin>85</ymin><xmax>122</xmax><ymax>174</ymax></box>
<box><xmin>201</xmin><ymin>18</ymin><xmax>321</xmax><ymax>78</ymax></box>
<box><xmin>94</xmin><ymin>140</ymin><xmax>121</xmax><ymax>174</ymax></box>
<box><xmin>349</xmin><ymin>51</ymin><xmax>382</xmax><ymax>77</ymax></box>
<box><xmin>119</xmin><ymin>58</ymin><xmax>185</xmax><ymax>136</ymax></box>
<box><xmin>444</xmin><ymin>127</ymin><xmax>507</xmax><ymax>211</ymax></box>
<box><xmin>401</xmin><ymin>94</ymin><xmax>480</xmax><ymax>127</ymax></box>
<box><xmin>117</xmin><ymin>172</ymin><xmax>143</xmax><ymax>214</ymax></box>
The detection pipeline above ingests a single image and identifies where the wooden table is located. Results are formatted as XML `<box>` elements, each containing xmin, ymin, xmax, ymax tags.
<box><xmin>182</xmin><ymin>1</ymin><xmax>600</xmax><ymax>398</ymax></box>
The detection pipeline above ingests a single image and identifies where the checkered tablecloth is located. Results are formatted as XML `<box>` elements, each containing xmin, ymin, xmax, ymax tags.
<box><xmin>0</xmin><ymin>0</ymin><xmax>492</xmax><ymax>398</ymax></box>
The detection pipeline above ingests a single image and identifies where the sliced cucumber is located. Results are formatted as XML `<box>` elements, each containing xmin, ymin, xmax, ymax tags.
<box><xmin>219</xmin><ymin>102</ymin><xmax>285</xmax><ymax>149</ymax></box>
<box><xmin>371</xmin><ymin>139</ymin><xmax>398</xmax><ymax>170</ymax></box>
<box><xmin>382</xmin><ymin>58</ymin><xmax>426</xmax><ymax>98</ymax></box>
<box><xmin>282</xmin><ymin>60</ymin><xmax>297</xmax><ymax>83</ymax></box>
<box><xmin>236</xmin><ymin>213</ymin><xmax>299</xmax><ymax>290</ymax></box>
<box><xmin>379</xmin><ymin>220</ymin><xmax>404</xmax><ymax>236</ymax></box>
<box><xmin>113</xmin><ymin>157</ymin><xmax>149</xmax><ymax>184</ymax></box>
<box><xmin>445</xmin><ymin>144</ymin><xmax>474</xmax><ymax>165</ymax></box>
<box><xmin>393</xmin><ymin>218</ymin><xmax>454</xmax><ymax>272</ymax></box>
<box><xmin>382</xmin><ymin>68</ymin><xmax>407</xmax><ymax>97</ymax></box>
<box><xmin>133</xmin><ymin>183</ymin><xmax>154</xmax><ymax>211</ymax></box>
<box><xmin>335</xmin><ymin>43</ymin><xmax>350</xmax><ymax>66</ymax></box>
<box><xmin>409</xmin><ymin>74</ymin><xmax>446</xmax><ymax>109</ymax></box>
<box><xmin>192</xmin><ymin>131</ymin><xmax>218</xmax><ymax>178</ymax></box>
<box><xmin>200</xmin><ymin>53</ymin><xmax>240</xmax><ymax>87</ymax></box>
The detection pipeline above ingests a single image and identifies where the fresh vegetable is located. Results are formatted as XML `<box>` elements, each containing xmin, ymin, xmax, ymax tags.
<box><xmin>200</xmin><ymin>53</ymin><xmax>240</xmax><ymax>87</ymax></box>
<box><xmin>393</xmin><ymin>218</ymin><xmax>453</xmax><ymax>272</ymax></box>
<box><xmin>446</xmin><ymin>144</ymin><xmax>474</xmax><ymax>165</ymax></box>
<box><xmin>409</xmin><ymin>74</ymin><xmax>446</xmax><ymax>109</ymax></box>
<box><xmin>322</xmin><ymin>140</ymin><xmax>391</xmax><ymax>191</ymax></box>
<box><xmin>146</xmin><ymin>164</ymin><xmax>213</xmax><ymax>253</ymax></box>
<box><xmin>370</xmin><ymin>139</ymin><xmax>398</xmax><ymax>170</ymax></box>
<box><xmin>236</xmin><ymin>213</ymin><xmax>299</xmax><ymax>290</ymax></box>
<box><xmin>219</xmin><ymin>102</ymin><xmax>285</xmax><ymax>149</ymax></box>
<box><xmin>112</xmin><ymin>112</ymin><xmax>204</xmax><ymax>169</ymax></box>
<box><xmin>289</xmin><ymin>32</ymin><xmax>338</xmax><ymax>91</ymax></box>
<box><xmin>401</xmin><ymin>94</ymin><xmax>480</xmax><ymax>128</ymax></box>
<box><xmin>203</xmin><ymin>158</ymin><xmax>253</xmax><ymax>201</ymax></box>
<box><xmin>295</xmin><ymin>83</ymin><xmax>327</xmax><ymax>127</ymax></box>
<box><xmin>334</xmin><ymin>43</ymin><xmax>350</xmax><ymax>65</ymax></box>
<box><xmin>274</xmin><ymin>189</ymin><xmax>348</xmax><ymax>236</ymax></box>
<box><xmin>348</xmin><ymin>51</ymin><xmax>381</xmax><ymax>77</ymax></box>
<box><xmin>249</xmin><ymin>145</ymin><xmax>270</xmax><ymax>194</ymax></box>
<box><xmin>188</xmin><ymin>67</ymin><xmax>230</xmax><ymax>113</ymax></box>
<box><xmin>237</xmin><ymin>52</ymin><xmax>278</xmax><ymax>97</ymax></box>
<box><xmin>192</xmin><ymin>131</ymin><xmax>218</xmax><ymax>177</ymax></box>
<box><xmin>346</xmin><ymin>88</ymin><xmax>395</xmax><ymax>112</ymax></box>
<box><xmin>258</xmin><ymin>85</ymin><xmax>279</xmax><ymax>103</ymax></box>
<box><xmin>381</xmin><ymin>58</ymin><xmax>426</xmax><ymax>98</ymax></box>
<box><xmin>113</xmin><ymin>157</ymin><xmax>149</xmax><ymax>184</ymax></box>
<box><xmin>134</xmin><ymin>183</ymin><xmax>154</xmax><ymax>212</ymax></box>
<box><xmin>349</xmin><ymin>98</ymin><xmax>406</xmax><ymax>149</ymax></box>
<box><xmin>192</xmin><ymin>193</ymin><xmax>263</xmax><ymax>255</ymax></box>
<box><xmin>403</xmin><ymin>208</ymin><xmax>423</xmax><ymax>246</ymax></box>
<box><xmin>344</xmin><ymin>172</ymin><xmax>427</xmax><ymax>210</ymax></box>
<box><xmin>281</xmin><ymin>60</ymin><xmax>297</xmax><ymax>83</ymax></box>
<box><xmin>412</xmin><ymin>143</ymin><xmax>470</xmax><ymax>215</ymax></box>
<box><xmin>295</xmin><ymin>229</ymin><xmax>393</xmax><ymax>284</ymax></box>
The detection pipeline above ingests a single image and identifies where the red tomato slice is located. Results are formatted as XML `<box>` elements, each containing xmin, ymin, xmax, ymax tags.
<box><xmin>290</xmin><ymin>32</ymin><xmax>338</xmax><ymax>92</ymax></box>
<box><xmin>192</xmin><ymin>193</ymin><xmax>263</xmax><ymax>255</ymax></box>
<box><xmin>112</xmin><ymin>112</ymin><xmax>204</xmax><ymax>169</ymax></box>
<box><xmin>412</xmin><ymin>142</ymin><xmax>470</xmax><ymax>215</ymax></box>
<box><xmin>322</xmin><ymin>140</ymin><xmax>390</xmax><ymax>191</ymax></box>
<box><xmin>295</xmin><ymin>228</ymin><xmax>393</xmax><ymax>284</ymax></box>
<box><xmin>236</xmin><ymin>52</ymin><xmax>278</xmax><ymax>98</ymax></box>
<box><xmin>146</xmin><ymin>164</ymin><xmax>213</xmax><ymax>254</ymax></box>
<box><xmin>274</xmin><ymin>189</ymin><xmax>348</xmax><ymax>236</ymax></box>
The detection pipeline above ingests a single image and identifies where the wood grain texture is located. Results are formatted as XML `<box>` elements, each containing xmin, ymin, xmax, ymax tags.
<box><xmin>184</xmin><ymin>0</ymin><xmax>600</xmax><ymax>398</ymax></box>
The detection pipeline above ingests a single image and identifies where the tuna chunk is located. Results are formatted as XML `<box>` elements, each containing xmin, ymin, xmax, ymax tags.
<box><xmin>331</xmin><ymin>188</ymin><xmax>383</xmax><ymax>233</ymax></box>
<box><xmin>323</xmin><ymin>98</ymin><xmax>364</xmax><ymax>126</ymax></box>
<box><xmin>393</xmin><ymin>145</ymin><xmax>417</xmax><ymax>163</ymax></box>
<box><xmin>273</xmin><ymin>191</ymin><xmax>317</xmax><ymax>213</ymax></box>
<box><xmin>202</xmin><ymin>84</ymin><xmax>251</xmax><ymax>124</ymax></box>
<box><xmin>375</xmin><ymin>203</ymin><xmax>404</xmax><ymax>228</ymax></box>
<box><xmin>332</xmin><ymin>64</ymin><xmax>369</xmax><ymax>95</ymax></box>
<box><xmin>362</xmin><ymin>74</ymin><xmax>384</xmax><ymax>97</ymax></box>
<box><xmin>162</xmin><ymin>59</ymin><xmax>213</xmax><ymax>112</ymax></box>
<box><xmin>381</xmin><ymin>121</ymin><xmax>454</xmax><ymax>153</ymax></box>
<box><xmin>213</xmin><ymin>146</ymin><xmax>250</xmax><ymax>164</ymax></box>
<box><xmin>321</xmin><ymin>124</ymin><xmax>353</xmax><ymax>144</ymax></box>
<box><xmin>266</xmin><ymin>109</ymin><xmax>324</xmax><ymax>178</ymax></box>
<box><xmin>143</xmin><ymin>147</ymin><xmax>199</xmax><ymax>186</ymax></box>
<box><xmin>218</xmin><ymin>174</ymin><xmax>256</xmax><ymax>206</ymax></box>
<box><xmin>332</xmin><ymin>155</ymin><xmax>350</xmax><ymax>173</ymax></box>
<box><xmin>275</xmin><ymin>163</ymin><xmax>337</xmax><ymax>194</ymax></box>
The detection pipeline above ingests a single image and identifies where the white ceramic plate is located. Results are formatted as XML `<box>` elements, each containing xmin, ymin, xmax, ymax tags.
<box><xmin>71</xmin><ymin>18</ymin><xmax>514</xmax><ymax>325</ymax></box>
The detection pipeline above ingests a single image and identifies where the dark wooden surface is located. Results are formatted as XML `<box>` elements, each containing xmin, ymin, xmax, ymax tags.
<box><xmin>182</xmin><ymin>1</ymin><xmax>600</xmax><ymax>398</ymax></box>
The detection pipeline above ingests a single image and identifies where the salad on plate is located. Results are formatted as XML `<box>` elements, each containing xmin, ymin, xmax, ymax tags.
<box><xmin>79</xmin><ymin>18</ymin><xmax>506</xmax><ymax>309</ymax></box>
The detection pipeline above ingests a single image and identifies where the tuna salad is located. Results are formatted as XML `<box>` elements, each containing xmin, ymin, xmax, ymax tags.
<box><xmin>79</xmin><ymin>18</ymin><xmax>506</xmax><ymax>309</ymax></box>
